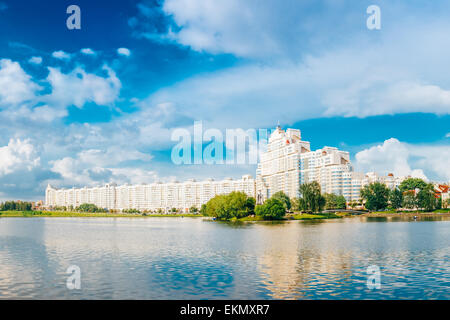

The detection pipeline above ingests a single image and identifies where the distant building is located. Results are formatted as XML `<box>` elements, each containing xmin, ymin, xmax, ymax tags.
<box><xmin>435</xmin><ymin>184</ymin><xmax>449</xmax><ymax>208</ymax></box>
<box><xmin>45</xmin><ymin>175</ymin><xmax>256</xmax><ymax>212</ymax></box>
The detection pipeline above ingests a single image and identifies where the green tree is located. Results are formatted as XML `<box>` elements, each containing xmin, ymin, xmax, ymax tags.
<box><xmin>189</xmin><ymin>206</ymin><xmax>199</xmax><ymax>214</ymax></box>
<box><xmin>417</xmin><ymin>184</ymin><xmax>437</xmax><ymax>211</ymax></box>
<box><xmin>298</xmin><ymin>181</ymin><xmax>326</xmax><ymax>213</ymax></box>
<box><xmin>324</xmin><ymin>193</ymin><xmax>347</xmax><ymax>210</ymax></box>
<box><xmin>389</xmin><ymin>188</ymin><xmax>403</xmax><ymax>209</ymax></box>
<box><xmin>399</xmin><ymin>178</ymin><xmax>428</xmax><ymax>192</ymax></box>
<box><xmin>402</xmin><ymin>191</ymin><xmax>416</xmax><ymax>209</ymax></box>
<box><xmin>255</xmin><ymin>198</ymin><xmax>286</xmax><ymax>220</ymax></box>
<box><xmin>271</xmin><ymin>191</ymin><xmax>291</xmax><ymax>210</ymax></box>
<box><xmin>76</xmin><ymin>203</ymin><xmax>105</xmax><ymax>213</ymax></box>
<box><xmin>200</xmin><ymin>204</ymin><xmax>207</xmax><ymax>216</ymax></box>
<box><xmin>204</xmin><ymin>192</ymin><xmax>256</xmax><ymax>220</ymax></box>
<box><xmin>360</xmin><ymin>182</ymin><xmax>390</xmax><ymax>211</ymax></box>
<box><xmin>245</xmin><ymin>197</ymin><xmax>256</xmax><ymax>215</ymax></box>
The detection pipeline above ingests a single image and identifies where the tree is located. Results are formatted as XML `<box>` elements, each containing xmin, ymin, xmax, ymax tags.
<box><xmin>417</xmin><ymin>184</ymin><xmax>437</xmax><ymax>211</ymax></box>
<box><xmin>0</xmin><ymin>201</ymin><xmax>32</xmax><ymax>211</ymax></box>
<box><xmin>389</xmin><ymin>188</ymin><xmax>403</xmax><ymax>210</ymax></box>
<box><xmin>399</xmin><ymin>178</ymin><xmax>428</xmax><ymax>192</ymax></box>
<box><xmin>291</xmin><ymin>197</ymin><xmax>300</xmax><ymax>211</ymax></box>
<box><xmin>245</xmin><ymin>197</ymin><xmax>256</xmax><ymax>215</ymax></box>
<box><xmin>298</xmin><ymin>181</ymin><xmax>326</xmax><ymax>213</ymax></box>
<box><xmin>360</xmin><ymin>182</ymin><xmax>390</xmax><ymax>211</ymax></box>
<box><xmin>324</xmin><ymin>193</ymin><xmax>347</xmax><ymax>210</ymax></box>
<box><xmin>271</xmin><ymin>191</ymin><xmax>291</xmax><ymax>210</ymax></box>
<box><xmin>189</xmin><ymin>206</ymin><xmax>199</xmax><ymax>214</ymax></box>
<box><xmin>200</xmin><ymin>204</ymin><xmax>207</xmax><ymax>216</ymax></box>
<box><xmin>204</xmin><ymin>191</ymin><xmax>255</xmax><ymax>220</ymax></box>
<box><xmin>255</xmin><ymin>198</ymin><xmax>286</xmax><ymax>220</ymax></box>
<box><xmin>402</xmin><ymin>191</ymin><xmax>416</xmax><ymax>209</ymax></box>
<box><xmin>76</xmin><ymin>203</ymin><xmax>106</xmax><ymax>213</ymax></box>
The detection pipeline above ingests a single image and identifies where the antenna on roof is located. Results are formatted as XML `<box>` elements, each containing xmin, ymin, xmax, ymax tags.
<box><xmin>277</xmin><ymin>120</ymin><xmax>281</xmax><ymax>129</ymax></box>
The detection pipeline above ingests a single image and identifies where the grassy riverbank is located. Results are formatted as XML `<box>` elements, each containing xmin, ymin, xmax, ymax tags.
<box><xmin>359</xmin><ymin>210</ymin><xmax>450</xmax><ymax>218</ymax></box>
<box><xmin>227</xmin><ymin>212</ymin><xmax>341</xmax><ymax>222</ymax></box>
<box><xmin>0</xmin><ymin>211</ymin><xmax>202</xmax><ymax>218</ymax></box>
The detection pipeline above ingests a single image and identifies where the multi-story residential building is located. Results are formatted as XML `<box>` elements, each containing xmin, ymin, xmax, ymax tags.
<box><xmin>256</xmin><ymin>126</ymin><xmax>311</xmax><ymax>200</ymax></box>
<box><xmin>256</xmin><ymin>126</ymin><xmax>406</xmax><ymax>202</ymax></box>
<box><xmin>45</xmin><ymin>126</ymin><xmax>414</xmax><ymax>211</ymax></box>
<box><xmin>45</xmin><ymin>175</ymin><xmax>256</xmax><ymax>212</ymax></box>
<box><xmin>256</xmin><ymin>126</ymin><xmax>360</xmax><ymax>201</ymax></box>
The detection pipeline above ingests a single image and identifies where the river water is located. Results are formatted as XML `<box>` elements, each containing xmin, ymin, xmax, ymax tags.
<box><xmin>0</xmin><ymin>217</ymin><xmax>448</xmax><ymax>299</ymax></box>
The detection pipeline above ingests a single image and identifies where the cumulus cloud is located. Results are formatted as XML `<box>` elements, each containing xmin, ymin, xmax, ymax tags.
<box><xmin>50</xmin><ymin>147</ymin><xmax>155</xmax><ymax>187</ymax></box>
<box><xmin>0</xmin><ymin>139</ymin><xmax>40</xmax><ymax>176</ymax></box>
<box><xmin>45</xmin><ymin>65</ymin><xmax>121</xmax><ymax>108</ymax></box>
<box><xmin>28</xmin><ymin>56</ymin><xmax>43</xmax><ymax>65</ymax></box>
<box><xmin>154</xmin><ymin>0</ymin><xmax>366</xmax><ymax>59</ymax></box>
<box><xmin>0</xmin><ymin>59</ymin><xmax>40</xmax><ymax>107</ymax></box>
<box><xmin>355</xmin><ymin>138</ymin><xmax>450</xmax><ymax>182</ymax></box>
<box><xmin>80</xmin><ymin>48</ymin><xmax>96</xmax><ymax>55</ymax></box>
<box><xmin>51</xmin><ymin>50</ymin><xmax>71</xmax><ymax>60</ymax></box>
<box><xmin>117</xmin><ymin>47</ymin><xmax>131</xmax><ymax>57</ymax></box>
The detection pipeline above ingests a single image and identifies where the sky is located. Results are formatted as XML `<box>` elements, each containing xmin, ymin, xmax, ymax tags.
<box><xmin>0</xmin><ymin>0</ymin><xmax>449</xmax><ymax>201</ymax></box>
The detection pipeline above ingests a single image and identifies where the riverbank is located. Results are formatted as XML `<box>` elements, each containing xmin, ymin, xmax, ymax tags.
<box><xmin>0</xmin><ymin>211</ymin><xmax>202</xmax><ymax>218</ymax></box>
<box><xmin>358</xmin><ymin>211</ymin><xmax>450</xmax><ymax>218</ymax></box>
<box><xmin>228</xmin><ymin>212</ymin><xmax>341</xmax><ymax>222</ymax></box>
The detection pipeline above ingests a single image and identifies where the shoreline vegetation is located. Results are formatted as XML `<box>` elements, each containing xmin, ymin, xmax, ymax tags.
<box><xmin>0</xmin><ymin>210</ymin><xmax>449</xmax><ymax>220</ymax></box>
<box><xmin>1</xmin><ymin>178</ymin><xmax>448</xmax><ymax>221</ymax></box>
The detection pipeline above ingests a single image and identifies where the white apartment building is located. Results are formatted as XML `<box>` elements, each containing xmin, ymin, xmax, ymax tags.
<box><xmin>256</xmin><ymin>127</ymin><xmax>311</xmax><ymax>200</ymax></box>
<box><xmin>45</xmin><ymin>175</ymin><xmax>256</xmax><ymax>212</ymax></box>
<box><xmin>256</xmin><ymin>126</ymin><xmax>405</xmax><ymax>202</ymax></box>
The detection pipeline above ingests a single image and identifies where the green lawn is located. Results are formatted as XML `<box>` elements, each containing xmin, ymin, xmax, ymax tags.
<box><xmin>290</xmin><ymin>213</ymin><xmax>341</xmax><ymax>220</ymax></box>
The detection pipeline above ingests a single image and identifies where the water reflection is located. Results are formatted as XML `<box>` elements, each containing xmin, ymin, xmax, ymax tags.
<box><xmin>0</xmin><ymin>217</ymin><xmax>448</xmax><ymax>299</ymax></box>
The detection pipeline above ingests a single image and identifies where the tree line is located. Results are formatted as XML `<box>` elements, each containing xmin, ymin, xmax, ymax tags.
<box><xmin>201</xmin><ymin>177</ymin><xmax>445</xmax><ymax>221</ymax></box>
<box><xmin>0</xmin><ymin>201</ymin><xmax>33</xmax><ymax>211</ymax></box>
<box><xmin>360</xmin><ymin>178</ymin><xmax>442</xmax><ymax>211</ymax></box>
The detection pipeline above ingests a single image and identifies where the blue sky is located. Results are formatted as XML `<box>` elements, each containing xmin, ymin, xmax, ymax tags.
<box><xmin>0</xmin><ymin>0</ymin><xmax>449</xmax><ymax>200</ymax></box>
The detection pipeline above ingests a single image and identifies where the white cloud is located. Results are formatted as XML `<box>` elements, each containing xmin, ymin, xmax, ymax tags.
<box><xmin>80</xmin><ymin>48</ymin><xmax>96</xmax><ymax>55</ymax></box>
<box><xmin>355</xmin><ymin>138</ymin><xmax>450</xmax><ymax>182</ymax></box>
<box><xmin>117</xmin><ymin>47</ymin><xmax>131</xmax><ymax>57</ymax></box>
<box><xmin>45</xmin><ymin>65</ymin><xmax>121</xmax><ymax>108</ymax></box>
<box><xmin>0</xmin><ymin>59</ymin><xmax>40</xmax><ymax>107</ymax></box>
<box><xmin>50</xmin><ymin>147</ymin><xmax>155</xmax><ymax>187</ymax></box>
<box><xmin>51</xmin><ymin>50</ymin><xmax>71</xmax><ymax>60</ymax></box>
<box><xmin>0</xmin><ymin>139</ymin><xmax>40</xmax><ymax>176</ymax></box>
<box><xmin>28</xmin><ymin>56</ymin><xmax>43</xmax><ymax>65</ymax></box>
<box><xmin>446</xmin><ymin>133</ymin><xmax>450</xmax><ymax>138</ymax></box>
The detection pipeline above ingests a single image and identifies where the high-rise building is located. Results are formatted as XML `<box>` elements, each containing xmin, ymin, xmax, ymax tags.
<box><xmin>256</xmin><ymin>126</ymin><xmax>359</xmax><ymax>201</ymax></box>
<box><xmin>256</xmin><ymin>126</ymin><xmax>405</xmax><ymax>202</ymax></box>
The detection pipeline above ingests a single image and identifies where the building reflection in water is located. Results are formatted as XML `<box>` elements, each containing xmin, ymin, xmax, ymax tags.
<box><xmin>257</xmin><ymin>220</ymin><xmax>354</xmax><ymax>299</ymax></box>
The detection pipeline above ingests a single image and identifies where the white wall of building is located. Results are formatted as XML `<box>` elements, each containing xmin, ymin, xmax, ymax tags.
<box><xmin>45</xmin><ymin>175</ymin><xmax>256</xmax><ymax>212</ymax></box>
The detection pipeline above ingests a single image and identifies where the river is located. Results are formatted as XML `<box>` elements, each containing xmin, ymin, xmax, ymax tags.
<box><xmin>0</xmin><ymin>217</ymin><xmax>448</xmax><ymax>299</ymax></box>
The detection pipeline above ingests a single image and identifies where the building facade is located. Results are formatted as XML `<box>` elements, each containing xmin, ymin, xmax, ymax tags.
<box><xmin>46</xmin><ymin>126</ymin><xmax>413</xmax><ymax>211</ymax></box>
<box><xmin>256</xmin><ymin>126</ymin><xmax>405</xmax><ymax>202</ymax></box>
<box><xmin>46</xmin><ymin>175</ymin><xmax>256</xmax><ymax>212</ymax></box>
